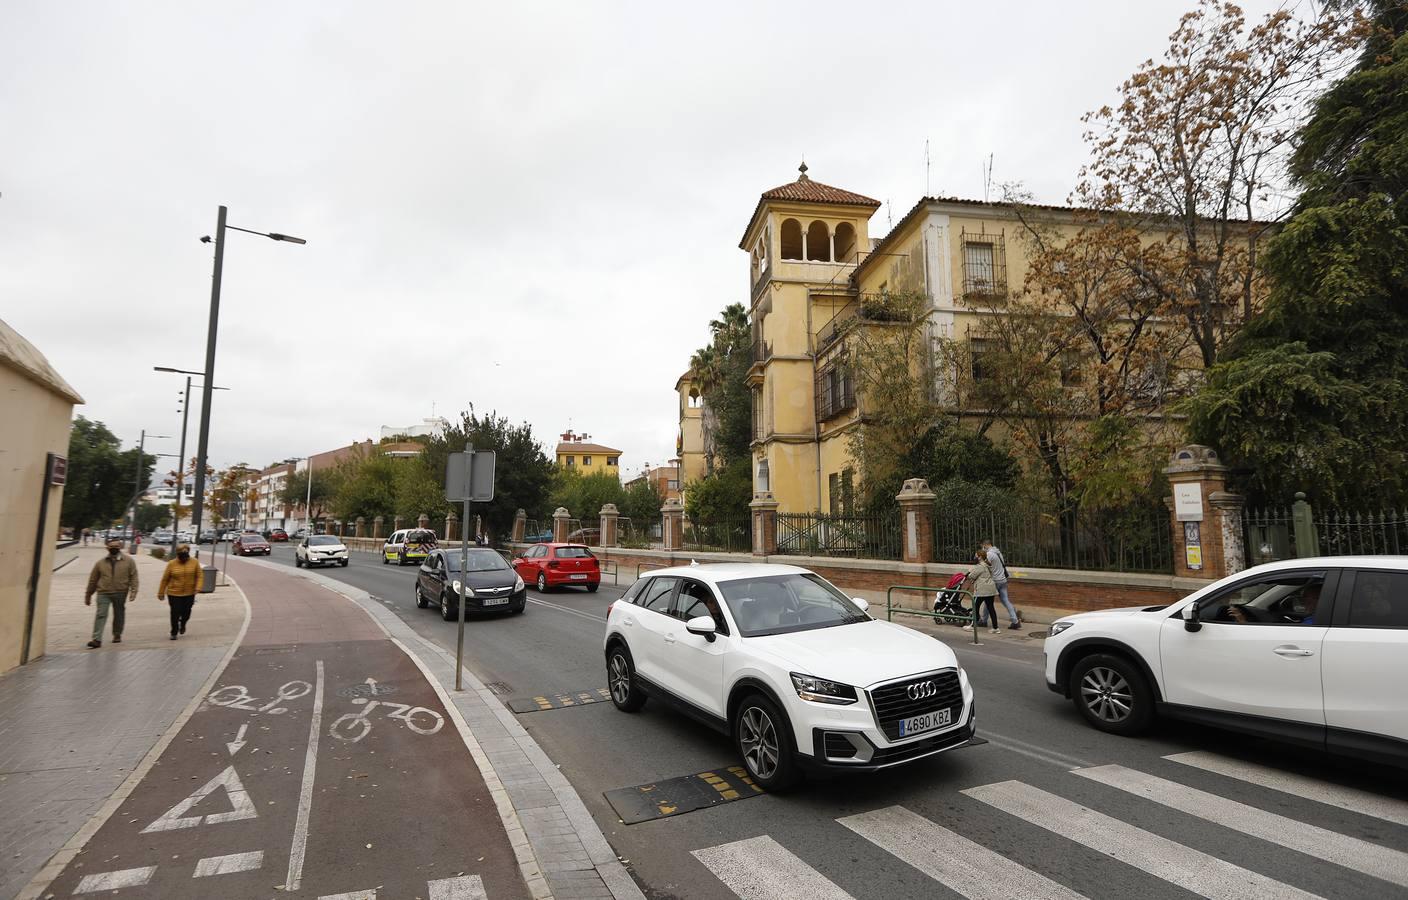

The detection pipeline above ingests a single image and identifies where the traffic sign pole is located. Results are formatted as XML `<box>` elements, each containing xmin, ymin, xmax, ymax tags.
<box><xmin>457</xmin><ymin>444</ymin><xmax>471</xmax><ymax>691</ymax></box>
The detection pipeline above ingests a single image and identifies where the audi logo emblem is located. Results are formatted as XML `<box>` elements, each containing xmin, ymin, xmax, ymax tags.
<box><xmin>906</xmin><ymin>680</ymin><xmax>937</xmax><ymax>701</ymax></box>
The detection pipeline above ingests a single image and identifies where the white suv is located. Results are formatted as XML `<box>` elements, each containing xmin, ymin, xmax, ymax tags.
<box><xmin>603</xmin><ymin>563</ymin><xmax>976</xmax><ymax>789</ymax></box>
<box><xmin>1044</xmin><ymin>557</ymin><xmax>1407</xmax><ymax>768</ymax></box>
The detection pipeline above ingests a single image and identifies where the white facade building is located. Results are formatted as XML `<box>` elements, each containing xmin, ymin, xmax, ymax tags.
<box><xmin>380</xmin><ymin>417</ymin><xmax>448</xmax><ymax>440</ymax></box>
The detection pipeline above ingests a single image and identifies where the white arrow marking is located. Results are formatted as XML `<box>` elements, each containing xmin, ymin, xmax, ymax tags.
<box><xmin>226</xmin><ymin>723</ymin><xmax>248</xmax><ymax>756</ymax></box>
<box><xmin>364</xmin><ymin>677</ymin><xmax>381</xmax><ymax>695</ymax></box>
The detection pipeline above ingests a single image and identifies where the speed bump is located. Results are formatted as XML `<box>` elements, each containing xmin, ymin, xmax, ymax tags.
<box><xmin>507</xmin><ymin>688</ymin><xmax>612</xmax><ymax>714</ymax></box>
<box><xmin>604</xmin><ymin>765</ymin><xmax>764</xmax><ymax>824</ymax></box>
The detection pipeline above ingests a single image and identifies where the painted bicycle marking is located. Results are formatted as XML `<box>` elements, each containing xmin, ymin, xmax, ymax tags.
<box><xmin>329</xmin><ymin>697</ymin><xmax>444</xmax><ymax>743</ymax></box>
<box><xmin>206</xmin><ymin>680</ymin><xmax>312</xmax><ymax>715</ymax></box>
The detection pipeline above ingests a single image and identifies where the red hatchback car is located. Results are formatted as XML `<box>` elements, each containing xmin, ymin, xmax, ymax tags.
<box><xmin>234</xmin><ymin>533</ymin><xmax>271</xmax><ymax>556</ymax></box>
<box><xmin>513</xmin><ymin>543</ymin><xmax>600</xmax><ymax>592</ymax></box>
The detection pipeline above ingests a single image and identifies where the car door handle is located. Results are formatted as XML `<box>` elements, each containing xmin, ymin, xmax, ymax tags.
<box><xmin>663</xmin><ymin>633</ymin><xmax>677</xmax><ymax>644</ymax></box>
<box><xmin>1273</xmin><ymin>645</ymin><xmax>1315</xmax><ymax>657</ymax></box>
<box><xmin>622</xmin><ymin>616</ymin><xmax>635</xmax><ymax>628</ymax></box>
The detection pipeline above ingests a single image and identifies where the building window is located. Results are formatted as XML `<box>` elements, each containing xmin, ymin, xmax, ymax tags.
<box><xmin>970</xmin><ymin>338</ymin><xmax>995</xmax><ymax>383</ymax></box>
<box><xmin>756</xmin><ymin>459</ymin><xmax>770</xmax><ymax>493</ymax></box>
<box><xmin>815</xmin><ymin>364</ymin><xmax>855</xmax><ymax>421</ymax></box>
<box><xmin>583</xmin><ymin>455</ymin><xmax>592</xmax><ymax>466</ymax></box>
<box><xmin>806</xmin><ymin>220</ymin><xmax>831</xmax><ymax>262</ymax></box>
<box><xmin>566</xmin><ymin>457</ymin><xmax>575</xmax><ymax>468</ymax></box>
<box><xmin>962</xmin><ymin>231</ymin><xmax>1008</xmax><ymax>299</ymax></box>
<box><xmin>607</xmin><ymin>456</ymin><xmax>618</xmax><ymax>466</ymax></box>
<box><xmin>667</xmin><ymin>479</ymin><xmax>679</xmax><ymax>490</ymax></box>
<box><xmin>780</xmin><ymin>219</ymin><xmax>803</xmax><ymax>260</ymax></box>
<box><xmin>833</xmin><ymin>222</ymin><xmax>857</xmax><ymax>263</ymax></box>
<box><xmin>1060</xmin><ymin>351</ymin><xmax>1084</xmax><ymax>388</ymax></box>
<box><xmin>751</xmin><ymin>387</ymin><xmax>762</xmax><ymax>440</ymax></box>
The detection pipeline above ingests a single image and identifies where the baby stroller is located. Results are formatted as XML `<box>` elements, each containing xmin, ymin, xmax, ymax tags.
<box><xmin>933</xmin><ymin>571</ymin><xmax>968</xmax><ymax>619</ymax></box>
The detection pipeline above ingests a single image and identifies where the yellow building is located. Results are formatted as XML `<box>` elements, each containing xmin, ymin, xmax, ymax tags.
<box><xmin>555</xmin><ymin>430</ymin><xmax>621</xmax><ymax>476</ymax></box>
<box><xmin>730</xmin><ymin>164</ymin><xmax>1201</xmax><ymax>514</ymax></box>
<box><xmin>674</xmin><ymin>371</ymin><xmax>708</xmax><ymax>487</ymax></box>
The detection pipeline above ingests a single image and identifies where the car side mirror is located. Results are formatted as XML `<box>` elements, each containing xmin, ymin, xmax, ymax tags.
<box><xmin>851</xmin><ymin>597</ymin><xmax>870</xmax><ymax>612</ymax></box>
<box><xmin>1183</xmin><ymin>603</ymin><xmax>1203</xmax><ymax>633</ymax></box>
<box><xmin>685</xmin><ymin>615</ymin><xmax>717</xmax><ymax>643</ymax></box>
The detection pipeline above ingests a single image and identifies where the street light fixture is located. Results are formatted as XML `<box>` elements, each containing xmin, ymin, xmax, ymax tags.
<box><xmin>189</xmin><ymin>207</ymin><xmax>306</xmax><ymax>542</ymax></box>
<box><xmin>155</xmin><ymin>365</ymin><xmax>229</xmax><ymax>556</ymax></box>
<box><xmin>285</xmin><ymin>456</ymin><xmax>314</xmax><ymax>535</ymax></box>
<box><xmin>126</xmin><ymin>430</ymin><xmax>171</xmax><ymax>542</ymax></box>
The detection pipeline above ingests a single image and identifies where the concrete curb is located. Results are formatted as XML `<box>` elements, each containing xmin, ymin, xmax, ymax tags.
<box><xmin>244</xmin><ymin>557</ymin><xmax>646</xmax><ymax>900</ymax></box>
<box><xmin>15</xmin><ymin>575</ymin><xmax>253</xmax><ymax>900</ymax></box>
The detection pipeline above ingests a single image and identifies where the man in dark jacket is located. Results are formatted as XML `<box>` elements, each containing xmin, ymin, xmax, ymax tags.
<box><xmin>84</xmin><ymin>539</ymin><xmax>139</xmax><ymax>648</ymax></box>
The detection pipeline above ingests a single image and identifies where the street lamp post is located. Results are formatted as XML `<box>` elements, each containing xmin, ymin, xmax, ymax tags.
<box><xmin>126</xmin><ymin>429</ymin><xmax>171</xmax><ymax>544</ymax></box>
<box><xmin>155</xmin><ymin>365</ymin><xmax>229</xmax><ymax>556</ymax></box>
<box><xmin>189</xmin><ymin>206</ymin><xmax>305</xmax><ymax>543</ymax></box>
<box><xmin>285</xmin><ymin>456</ymin><xmax>313</xmax><ymax>535</ymax></box>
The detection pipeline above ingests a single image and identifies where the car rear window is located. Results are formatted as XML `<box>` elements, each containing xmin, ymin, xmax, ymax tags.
<box><xmin>557</xmin><ymin>546</ymin><xmax>593</xmax><ymax>559</ymax></box>
<box><xmin>406</xmin><ymin>530</ymin><xmax>437</xmax><ymax>543</ymax></box>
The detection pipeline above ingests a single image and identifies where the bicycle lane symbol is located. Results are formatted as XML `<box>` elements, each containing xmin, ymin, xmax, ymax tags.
<box><xmin>329</xmin><ymin>697</ymin><xmax>445</xmax><ymax>743</ymax></box>
<box><xmin>206</xmin><ymin>680</ymin><xmax>312</xmax><ymax>715</ymax></box>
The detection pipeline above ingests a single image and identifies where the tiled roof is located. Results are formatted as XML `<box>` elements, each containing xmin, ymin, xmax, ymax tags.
<box><xmin>739</xmin><ymin>164</ymin><xmax>880</xmax><ymax>248</ymax></box>
<box><xmin>556</xmin><ymin>442</ymin><xmax>622</xmax><ymax>456</ymax></box>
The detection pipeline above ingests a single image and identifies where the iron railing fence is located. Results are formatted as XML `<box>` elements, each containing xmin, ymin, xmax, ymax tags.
<box><xmin>1243</xmin><ymin>506</ymin><xmax>1296</xmax><ymax>565</ymax></box>
<box><xmin>1246</xmin><ymin>505</ymin><xmax>1408</xmax><ymax>563</ymax></box>
<box><xmin>934</xmin><ymin>505</ymin><xmax>1172</xmax><ymax>574</ymax></box>
<box><xmin>683</xmin><ymin>516</ymin><xmax>752</xmax><ymax>554</ymax></box>
<box><xmin>775</xmin><ymin>512</ymin><xmax>901</xmax><ymax>560</ymax></box>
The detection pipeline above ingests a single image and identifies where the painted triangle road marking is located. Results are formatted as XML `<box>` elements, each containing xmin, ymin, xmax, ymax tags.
<box><xmin>141</xmin><ymin>765</ymin><xmax>257</xmax><ymax>833</ymax></box>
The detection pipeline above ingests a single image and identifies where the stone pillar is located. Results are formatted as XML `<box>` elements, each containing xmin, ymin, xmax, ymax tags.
<box><xmin>446</xmin><ymin>512</ymin><xmax>459</xmax><ymax>543</ymax></box>
<box><xmin>749</xmin><ymin>492</ymin><xmax>779</xmax><ymax>556</ymax></box>
<box><xmin>393</xmin><ymin>516</ymin><xmax>403</xmax><ymax>533</ymax></box>
<box><xmin>661</xmin><ymin>498</ymin><xmax>685</xmax><ymax>551</ymax></box>
<box><xmin>355</xmin><ymin>516</ymin><xmax>366</xmax><ymax>538</ymax></box>
<box><xmin>1291</xmin><ymin>492</ymin><xmax>1319</xmax><ymax>558</ymax></box>
<box><xmin>372</xmin><ymin>516</ymin><xmax>383</xmax><ymax>540</ymax></box>
<box><xmin>552</xmin><ymin>507</ymin><xmax>571</xmax><ymax>544</ymax></box>
<box><xmin>512</xmin><ymin>509</ymin><xmax>527</xmax><ymax>543</ymax></box>
<box><xmin>600</xmin><ymin>503</ymin><xmax>619</xmax><ymax>548</ymax></box>
<box><xmin>417</xmin><ymin>513</ymin><xmax>429</xmax><ymax>533</ymax></box>
<box><xmin>1164</xmin><ymin>444</ymin><xmax>1241</xmax><ymax>580</ymax></box>
<box><xmin>321</xmin><ymin>517</ymin><xmax>333</xmax><ymax>536</ymax></box>
<box><xmin>896</xmin><ymin>478</ymin><xmax>937</xmax><ymax>564</ymax></box>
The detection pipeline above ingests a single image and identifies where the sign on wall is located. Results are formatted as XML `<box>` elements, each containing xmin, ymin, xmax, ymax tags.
<box><xmin>1184</xmin><ymin>521</ymin><xmax>1203</xmax><ymax>570</ymax></box>
<box><xmin>1174</xmin><ymin>483</ymin><xmax>1203</xmax><ymax>522</ymax></box>
<box><xmin>48</xmin><ymin>453</ymin><xmax>67</xmax><ymax>485</ymax></box>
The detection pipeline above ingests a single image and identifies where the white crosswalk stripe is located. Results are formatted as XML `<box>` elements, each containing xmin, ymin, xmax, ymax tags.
<box><xmin>839</xmin><ymin>805</ymin><xmax>1087</xmax><ymax>900</ymax></box>
<box><xmin>1075</xmin><ymin>764</ymin><xmax>1408</xmax><ymax>890</ymax></box>
<box><xmin>1165</xmin><ymin>751</ymin><xmax>1408</xmax><ymax>828</ymax></box>
<box><xmin>962</xmin><ymin>780</ymin><xmax>1322</xmax><ymax>900</ymax></box>
<box><xmin>692</xmin><ymin>835</ymin><xmax>857</xmax><ymax>900</ymax></box>
<box><xmin>429</xmin><ymin>874</ymin><xmax>488</xmax><ymax>900</ymax></box>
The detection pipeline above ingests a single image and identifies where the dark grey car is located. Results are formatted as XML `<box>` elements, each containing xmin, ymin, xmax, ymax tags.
<box><xmin>415</xmin><ymin>548</ymin><xmax>527</xmax><ymax>620</ymax></box>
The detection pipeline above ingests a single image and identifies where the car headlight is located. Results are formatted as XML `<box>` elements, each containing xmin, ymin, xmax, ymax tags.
<box><xmin>451</xmin><ymin>580</ymin><xmax>475</xmax><ymax>597</ymax></box>
<box><xmin>1048</xmin><ymin>621</ymin><xmax>1074</xmax><ymax>637</ymax></box>
<box><xmin>514</xmin><ymin>574</ymin><xmax>525</xmax><ymax>591</ymax></box>
<box><xmin>790</xmin><ymin>673</ymin><xmax>858</xmax><ymax>705</ymax></box>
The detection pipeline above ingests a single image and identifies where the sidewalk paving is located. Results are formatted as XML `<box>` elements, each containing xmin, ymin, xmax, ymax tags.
<box><xmin>0</xmin><ymin>546</ymin><xmax>247</xmax><ymax>900</ymax></box>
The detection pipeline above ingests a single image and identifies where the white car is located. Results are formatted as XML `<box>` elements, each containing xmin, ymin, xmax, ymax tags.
<box><xmin>295</xmin><ymin>535</ymin><xmax>350</xmax><ymax>568</ymax></box>
<box><xmin>603</xmin><ymin>563</ymin><xmax>976</xmax><ymax>789</ymax></box>
<box><xmin>1044</xmin><ymin>556</ymin><xmax>1407</xmax><ymax>768</ymax></box>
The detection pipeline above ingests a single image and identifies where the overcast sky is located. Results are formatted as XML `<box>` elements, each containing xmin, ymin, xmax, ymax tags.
<box><xmin>2</xmin><ymin>0</ymin><xmax>1291</xmax><ymax>480</ymax></box>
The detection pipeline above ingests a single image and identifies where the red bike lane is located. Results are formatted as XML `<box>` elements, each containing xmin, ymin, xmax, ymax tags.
<box><xmin>42</xmin><ymin>562</ymin><xmax>531</xmax><ymax>900</ymax></box>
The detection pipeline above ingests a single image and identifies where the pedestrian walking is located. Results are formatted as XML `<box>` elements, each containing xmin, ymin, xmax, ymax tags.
<box><xmin>982</xmin><ymin>538</ymin><xmax>1021</xmax><ymax>630</ymax></box>
<box><xmin>82</xmin><ymin>527</ymin><xmax>91</xmax><ymax>546</ymax></box>
<box><xmin>961</xmin><ymin>548</ymin><xmax>1001</xmax><ymax>635</ymax></box>
<box><xmin>84</xmin><ymin>539</ymin><xmax>139</xmax><ymax>648</ymax></box>
<box><xmin>158</xmin><ymin>543</ymin><xmax>203</xmax><ymax>640</ymax></box>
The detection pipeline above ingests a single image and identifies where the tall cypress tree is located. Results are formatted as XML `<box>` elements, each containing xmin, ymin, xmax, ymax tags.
<box><xmin>1187</xmin><ymin>2</ymin><xmax>1408</xmax><ymax>507</ymax></box>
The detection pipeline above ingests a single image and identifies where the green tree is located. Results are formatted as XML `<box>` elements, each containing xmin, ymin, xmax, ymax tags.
<box><xmin>1187</xmin><ymin>2</ymin><xmax>1408</xmax><ymax>506</ymax></box>
<box><xmin>393</xmin><ymin>458</ymin><xmax>448</xmax><ymax>527</ymax></box>
<box><xmin>550</xmin><ymin>469</ymin><xmax>625</xmax><ymax>522</ymax></box>
<box><xmin>684</xmin><ymin>458</ymin><xmax>752</xmax><ymax>522</ymax></box>
<box><xmin>421</xmin><ymin>408</ymin><xmax>555</xmax><ymax>538</ymax></box>
<box><xmin>134</xmin><ymin>501</ymin><xmax>171</xmax><ymax>532</ymax></box>
<box><xmin>329</xmin><ymin>451</ymin><xmax>397</xmax><ymax>524</ymax></box>
<box><xmin>280</xmin><ymin>468</ymin><xmax>337</xmax><ymax>522</ymax></box>
<box><xmin>689</xmin><ymin>302</ymin><xmax>753</xmax><ymax>468</ymax></box>
<box><xmin>61</xmin><ymin>416</ymin><xmax>157</xmax><ymax>529</ymax></box>
<box><xmin>620</xmin><ymin>477</ymin><xmax>663</xmax><ymax>534</ymax></box>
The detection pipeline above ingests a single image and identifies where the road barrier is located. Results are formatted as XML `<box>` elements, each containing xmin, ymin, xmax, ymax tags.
<box><xmin>885</xmin><ymin>585</ymin><xmax>980</xmax><ymax>644</ymax></box>
<box><xmin>634</xmin><ymin>562</ymin><xmax>669</xmax><ymax>580</ymax></box>
<box><xmin>599</xmin><ymin>559</ymin><xmax>619</xmax><ymax>585</ymax></box>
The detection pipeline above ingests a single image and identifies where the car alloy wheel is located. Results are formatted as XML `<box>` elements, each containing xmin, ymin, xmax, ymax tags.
<box><xmin>608</xmin><ymin>654</ymin><xmax>630</xmax><ymax>704</ymax></box>
<box><xmin>536</xmin><ymin>572</ymin><xmax>547</xmax><ymax>593</ymax></box>
<box><xmin>1080</xmin><ymin>666</ymin><xmax>1133</xmax><ymax>724</ymax></box>
<box><xmin>440</xmin><ymin>592</ymin><xmax>456</xmax><ymax>622</ymax></box>
<box><xmin>738</xmin><ymin>706</ymin><xmax>780</xmax><ymax>780</ymax></box>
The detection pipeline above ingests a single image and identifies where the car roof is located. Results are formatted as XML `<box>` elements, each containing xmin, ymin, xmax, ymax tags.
<box><xmin>545</xmin><ymin>543</ymin><xmax>590</xmax><ymax>549</ymax></box>
<box><xmin>640</xmin><ymin>562</ymin><xmax>811</xmax><ymax>583</ymax></box>
<box><xmin>1243</xmin><ymin>556</ymin><xmax>1408</xmax><ymax>573</ymax></box>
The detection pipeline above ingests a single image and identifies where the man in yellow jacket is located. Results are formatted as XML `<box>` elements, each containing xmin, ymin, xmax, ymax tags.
<box><xmin>158</xmin><ymin>544</ymin><xmax>203</xmax><ymax>640</ymax></box>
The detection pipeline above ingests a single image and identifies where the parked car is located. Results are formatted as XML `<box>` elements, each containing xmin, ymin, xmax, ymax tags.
<box><xmin>415</xmin><ymin>548</ymin><xmax>527</xmax><ymax>620</ymax></box>
<box><xmin>566</xmin><ymin>527</ymin><xmax>601</xmax><ymax>546</ymax></box>
<box><xmin>292</xmin><ymin>527</ymin><xmax>311</xmax><ymax>540</ymax></box>
<box><xmin>524</xmin><ymin>529</ymin><xmax>553</xmax><ymax>543</ymax></box>
<box><xmin>198</xmin><ymin>529</ymin><xmax>217</xmax><ymax>544</ymax></box>
<box><xmin>151</xmin><ymin>529</ymin><xmax>175</xmax><ymax>545</ymax></box>
<box><xmin>382</xmin><ymin>528</ymin><xmax>438</xmax><ymax>566</ymax></box>
<box><xmin>267</xmin><ymin>528</ymin><xmax>289</xmax><ymax>542</ymax></box>
<box><xmin>233</xmin><ymin>532</ymin><xmax>272</xmax><ymax>556</ymax></box>
<box><xmin>295</xmin><ymin>534</ymin><xmax>348</xmax><ymax>568</ymax></box>
<box><xmin>1043</xmin><ymin>556</ymin><xmax>1408</xmax><ymax>768</ymax></box>
<box><xmin>177</xmin><ymin>531</ymin><xmax>193</xmax><ymax>544</ymax></box>
<box><xmin>513</xmin><ymin>543</ymin><xmax>600</xmax><ymax>592</ymax></box>
<box><xmin>604</xmin><ymin>563</ymin><xmax>976</xmax><ymax>789</ymax></box>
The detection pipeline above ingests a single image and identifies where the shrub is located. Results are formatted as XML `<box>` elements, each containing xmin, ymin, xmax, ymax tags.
<box><xmin>149</xmin><ymin>547</ymin><xmax>167</xmax><ymax>560</ymax></box>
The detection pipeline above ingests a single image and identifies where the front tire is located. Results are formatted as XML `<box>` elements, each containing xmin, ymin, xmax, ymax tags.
<box><xmin>340</xmin><ymin>559</ymin><xmax>349</xmax><ymax>567</ymax></box>
<box><xmin>734</xmin><ymin>693</ymin><xmax>798</xmax><ymax>790</ymax></box>
<box><xmin>399</xmin><ymin>552</ymin><xmax>408</xmax><ymax>567</ymax></box>
<box><xmin>440</xmin><ymin>592</ymin><xmax>458</xmax><ymax>622</ymax></box>
<box><xmin>606</xmin><ymin>645</ymin><xmax>646</xmax><ymax>712</ymax></box>
<box><xmin>295</xmin><ymin>556</ymin><xmax>303</xmax><ymax>568</ymax></box>
<box><xmin>415</xmin><ymin>585</ymin><xmax>429</xmax><ymax>609</ymax></box>
<box><xmin>382</xmin><ymin>553</ymin><xmax>388</xmax><ymax>566</ymax></box>
<box><xmin>1070</xmin><ymin>652</ymin><xmax>1154</xmax><ymax>736</ymax></box>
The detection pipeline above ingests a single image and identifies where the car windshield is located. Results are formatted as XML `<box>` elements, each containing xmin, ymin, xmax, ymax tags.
<box><xmin>310</xmin><ymin>536</ymin><xmax>340</xmax><ymax>546</ymax></box>
<box><xmin>407</xmin><ymin>529</ymin><xmax>436</xmax><ymax>543</ymax></box>
<box><xmin>557</xmin><ymin>547</ymin><xmax>593</xmax><ymax>559</ymax></box>
<box><xmin>445</xmin><ymin>549</ymin><xmax>510</xmax><ymax>573</ymax></box>
<box><xmin>243</xmin><ymin>535</ymin><xmax>267</xmax><ymax>543</ymax></box>
<box><xmin>716</xmin><ymin>573</ymin><xmax>869</xmax><ymax>637</ymax></box>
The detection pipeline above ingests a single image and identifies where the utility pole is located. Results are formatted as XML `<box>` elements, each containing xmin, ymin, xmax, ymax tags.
<box><xmin>127</xmin><ymin>429</ymin><xmax>148</xmax><ymax>542</ymax></box>
<box><xmin>173</xmin><ymin>376</ymin><xmax>190</xmax><ymax>556</ymax></box>
<box><xmin>191</xmin><ymin>205</ymin><xmax>226</xmax><ymax>540</ymax></box>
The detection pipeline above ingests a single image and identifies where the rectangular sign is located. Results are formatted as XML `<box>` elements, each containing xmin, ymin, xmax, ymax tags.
<box><xmin>1184</xmin><ymin>521</ymin><xmax>1203</xmax><ymax>570</ymax></box>
<box><xmin>48</xmin><ymin>453</ymin><xmax>67</xmax><ymax>485</ymax></box>
<box><xmin>445</xmin><ymin>450</ymin><xmax>496</xmax><ymax>502</ymax></box>
<box><xmin>1174</xmin><ymin>483</ymin><xmax>1203</xmax><ymax>522</ymax></box>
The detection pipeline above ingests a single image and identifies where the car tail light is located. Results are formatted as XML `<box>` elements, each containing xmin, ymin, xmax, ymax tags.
<box><xmin>607</xmin><ymin>602</ymin><xmax>614</xmax><ymax>616</ymax></box>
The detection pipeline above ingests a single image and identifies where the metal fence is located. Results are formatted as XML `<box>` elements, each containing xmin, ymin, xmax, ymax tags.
<box><xmin>776</xmin><ymin>512</ymin><xmax>901</xmax><ymax>559</ymax></box>
<box><xmin>1246</xmin><ymin>503</ymin><xmax>1408</xmax><ymax>564</ymax></box>
<box><xmin>934</xmin><ymin>505</ymin><xmax>1172</xmax><ymax>574</ymax></box>
<box><xmin>683</xmin><ymin>516</ymin><xmax>752</xmax><ymax>553</ymax></box>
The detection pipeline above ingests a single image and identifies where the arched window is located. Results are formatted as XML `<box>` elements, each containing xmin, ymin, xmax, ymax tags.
<box><xmin>688</xmin><ymin>388</ymin><xmax>702</xmax><ymax>409</ymax></box>
<box><xmin>834</xmin><ymin>222</ymin><xmax>857</xmax><ymax>263</ymax></box>
<box><xmin>806</xmin><ymin>221</ymin><xmax>831</xmax><ymax>261</ymax></box>
<box><xmin>780</xmin><ymin>219</ymin><xmax>803</xmax><ymax>260</ymax></box>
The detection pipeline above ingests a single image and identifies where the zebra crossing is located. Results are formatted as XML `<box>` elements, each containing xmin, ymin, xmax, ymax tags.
<box><xmin>690</xmin><ymin>752</ymin><xmax>1408</xmax><ymax>900</ymax></box>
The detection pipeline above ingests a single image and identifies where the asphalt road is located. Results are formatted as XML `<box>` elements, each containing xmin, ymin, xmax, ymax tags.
<box><xmin>247</xmin><ymin>545</ymin><xmax>1408</xmax><ymax>900</ymax></box>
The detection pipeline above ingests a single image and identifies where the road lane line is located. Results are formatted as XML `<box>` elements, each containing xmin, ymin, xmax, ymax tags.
<box><xmin>317</xmin><ymin>891</ymin><xmax>377</xmax><ymax>900</ymax></box>
<box><xmin>284</xmin><ymin>658</ymin><xmax>325</xmax><ymax>892</ymax></box>
<box><xmin>964</xmin><ymin>780</ymin><xmax>1321</xmax><ymax>900</ymax></box>
<box><xmin>1075</xmin><ymin>764</ymin><xmax>1408</xmax><ymax>889</ymax></box>
<box><xmin>429</xmin><ymin>874</ymin><xmax>487</xmax><ymax>900</ymax></box>
<box><xmin>193</xmin><ymin>850</ymin><xmax>264</xmax><ymax>877</ymax></box>
<box><xmin>692</xmin><ymin>835</ymin><xmax>856</xmax><ymax>900</ymax></box>
<box><xmin>527</xmin><ymin>596</ymin><xmax>607</xmax><ymax>622</ymax></box>
<box><xmin>74</xmin><ymin>866</ymin><xmax>157</xmax><ymax>893</ymax></box>
<box><xmin>839</xmin><ymin>805</ymin><xmax>1087</xmax><ymax>899</ymax></box>
<box><xmin>1165</xmin><ymin>751</ymin><xmax>1408</xmax><ymax>827</ymax></box>
<box><xmin>980</xmin><ymin>731</ymin><xmax>1091</xmax><ymax>769</ymax></box>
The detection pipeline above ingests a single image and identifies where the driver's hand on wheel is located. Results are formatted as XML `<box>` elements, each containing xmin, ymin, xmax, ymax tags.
<box><xmin>1225</xmin><ymin>605</ymin><xmax>1248</xmax><ymax>623</ymax></box>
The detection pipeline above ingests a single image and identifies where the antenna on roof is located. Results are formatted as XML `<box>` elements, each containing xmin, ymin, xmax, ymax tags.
<box><xmin>886</xmin><ymin>200</ymin><xmax>893</xmax><ymax>230</ymax></box>
<box><xmin>983</xmin><ymin>153</ymin><xmax>994</xmax><ymax>203</ymax></box>
<box><xmin>925</xmin><ymin>139</ymin><xmax>931</xmax><ymax>197</ymax></box>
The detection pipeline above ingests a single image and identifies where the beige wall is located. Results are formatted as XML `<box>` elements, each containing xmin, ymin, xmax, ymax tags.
<box><xmin>0</xmin><ymin>365</ymin><xmax>76</xmax><ymax>672</ymax></box>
